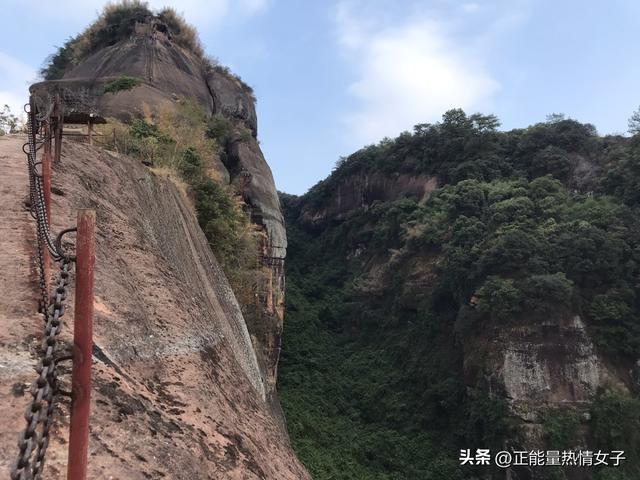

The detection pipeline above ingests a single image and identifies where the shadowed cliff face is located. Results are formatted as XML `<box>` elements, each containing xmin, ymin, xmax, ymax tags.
<box><xmin>299</xmin><ymin>171</ymin><xmax>438</xmax><ymax>228</ymax></box>
<box><xmin>30</xmin><ymin>19</ymin><xmax>287</xmax><ymax>401</ymax></box>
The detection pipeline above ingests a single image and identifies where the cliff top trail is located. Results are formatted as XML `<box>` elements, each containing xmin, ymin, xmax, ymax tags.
<box><xmin>0</xmin><ymin>134</ymin><xmax>309</xmax><ymax>479</ymax></box>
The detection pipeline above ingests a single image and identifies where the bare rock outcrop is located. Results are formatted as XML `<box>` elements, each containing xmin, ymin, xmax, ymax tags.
<box><xmin>300</xmin><ymin>171</ymin><xmax>438</xmax><ymax>228</ymax></box>
<box><xmin>463</xmin><ymin>309</ymin><xmax>631</xmax><ymax>449</ymax></box>
<box><xmin>206</xmin><ymin>68</ymin><xmax>257</xmax><ymax>137</ymax></box>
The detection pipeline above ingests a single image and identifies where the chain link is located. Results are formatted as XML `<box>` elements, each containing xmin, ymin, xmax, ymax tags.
<box><xmin>25</xmin><ymin>101</ymin><xmax>64</xmax><ymax>261</ymax></box>
<box><xmin>11</xmin><ymin>98</ymin><xmax>76</xmax><ymax>480</ymax></box>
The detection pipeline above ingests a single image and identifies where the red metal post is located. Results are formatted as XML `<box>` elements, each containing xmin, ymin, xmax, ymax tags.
<box><xmin>67</xmin><ymin>209</ymin><xmax>95</xmax><ymax>480</ymax></box>
<box><xmin>41</xmin><ymin>123</ymin><xmax>52</xmax><ymax>292</ymax></box>
<box><xmin>54</xmin><ymin>93</ymin><xmax>63</xmax><ymax>164</ymax></box>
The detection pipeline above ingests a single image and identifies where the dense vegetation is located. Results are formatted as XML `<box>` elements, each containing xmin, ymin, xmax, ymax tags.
<box><xmin>279</xmin><ymin>110</ymin><xmax>640</xmax><ymax>479</ymax></box>
<box><xmin>95</xmin><ymin>101</ymin><xmax>258</xmax><ymax>304</ymax></box>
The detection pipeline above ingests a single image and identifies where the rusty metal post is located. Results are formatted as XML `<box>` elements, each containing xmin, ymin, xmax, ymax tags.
<box><xmin>67</xmin><ymin>209</ymin><xmax>95</xmax><ymax>480</ymax></box>
<box><xmin>53</xmin><ymin>93</ymin><xmax>63</xmax><ymax>163</ymax></box>
<box><xmin>41</xmin><ymin>123</ymin><xmax>52</xmax><ymax>292</ymax></box>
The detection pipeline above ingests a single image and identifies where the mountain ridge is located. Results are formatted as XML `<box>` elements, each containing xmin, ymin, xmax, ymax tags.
<box><xmin>279</xmin><ymin>110</ymin><xmax>640</xmax><ymax>479</ymax></box>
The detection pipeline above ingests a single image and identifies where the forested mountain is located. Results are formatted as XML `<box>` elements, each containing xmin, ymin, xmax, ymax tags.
<box><xmin>279</xmin><ymin>110</ymin><xmax>640</xmax><ymax>480</ymax></box>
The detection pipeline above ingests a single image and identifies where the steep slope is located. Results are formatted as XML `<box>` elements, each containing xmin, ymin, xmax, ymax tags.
<box><xmin>279</xmin><ymin>112</ymin><xmax>640</xmax><ymax>480</ymax></box>
<box><xmin>30</xmin><ymin>11</ymin><xmax>286</xmax><ymax>400</ymax></box>
<box><xmin>0</xmin><ymin>135</ymin><xmax>309</xmax><ymax>479</ymax></box>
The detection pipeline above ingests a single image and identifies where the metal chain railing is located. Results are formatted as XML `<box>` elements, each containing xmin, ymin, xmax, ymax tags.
<box><xmin>24</xmin><ymin>103</ymin><xmax>66</xmax><ymax>261</ymax></box>
<box><xmin>10</xmin><ymin>99</ymin><xmax>77</xmax><ymax>480</ymax></box>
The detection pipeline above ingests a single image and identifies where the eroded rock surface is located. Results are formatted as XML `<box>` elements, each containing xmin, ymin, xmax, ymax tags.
<box><xmin>300</xmin><ymin>172</ymin><xmax>438</xmax><ymax>228</ymax></box>
<box><xmin>0</xmin><ymin>136</ymin><xmax>308</xmax><ymax>479</ymax></box>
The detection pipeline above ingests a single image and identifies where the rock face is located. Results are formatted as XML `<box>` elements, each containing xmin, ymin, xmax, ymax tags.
<box><xmin>477</xmin><ymin>314</ymin><xmax>629</xmax><ymax>431</ymax></box>
<box><xmin>0</xmin><ymin>136</ymin><xmax>309</xmax><ymax>479</ymax></box>
<box><xmin>206</xmin><ymin>69</ymin><xmax>257</xmax><ymax>137</ymax></box>
<box><xmin>501</xmin><ymin>316</ymin><xmax>601</xmax><ymax>407</ymax></box>
<box><xmin>300</xmin><ymin>171</ymin><xmax>438</xmax><ymax>228</ymax></box>
<box><xmin>30</xmin><ymin>18</ymin><xmax>287</xmax><ymax>401</ymax></box>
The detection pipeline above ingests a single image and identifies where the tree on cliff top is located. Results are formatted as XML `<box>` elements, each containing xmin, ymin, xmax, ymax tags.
<box><xmin>629</xmin><ymin>106</ymin><xmax>640</xmax><ymax>135</ymax></box>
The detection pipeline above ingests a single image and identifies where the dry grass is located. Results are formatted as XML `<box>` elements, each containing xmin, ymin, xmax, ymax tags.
<box><xmin>66</xmin><ymin>1</ymin><xmax>205</xmax><ymax>62</ymax></box>
<box><xmin>95</xmin><ymin>101</ymin><xmax>222</xmax><ymax>174</ymax></box>
<box><xmin>72</xmin><ymin>1</ymin><xmax>151</xmax><ymax>58</ymax></box>
<box><xmin>93</xmin><ymin>100</ymin><xmax>263</xmax><ymax>324</ymax></box>
<box><xmin>150</xmin><ymin>166</ymin><xmax>192</xmax><ymax>205</ymax></box>
<box><xmin>157</xmin><ymin>7</ymin><xmax>204</xmax><ymax>59</ymax></box>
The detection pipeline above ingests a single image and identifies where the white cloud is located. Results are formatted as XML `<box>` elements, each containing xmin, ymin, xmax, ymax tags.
<box><xmin>462</xmin><ymin>3</ymin><xmax>481</xmax><ymax>14</ymax></box>
<box><xmin>335</xmin><ymin>1</ymin><xmax>505</xmax><ymax>145</ymax></box>
<box><xmin>0</xmin><ymin>1</ymin><xmax>269</xmax><ymax>113</ymax></box>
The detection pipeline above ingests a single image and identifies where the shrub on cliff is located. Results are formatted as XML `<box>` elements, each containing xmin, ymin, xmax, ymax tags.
<box><xmin>103</xmin><ymin>75</ymin><xmax>142</xmax><ymax>94</ymax></box>
<box><xmin>156</xmin><ymin>7</ymin><xmax>204</xmax><ymax>57</ymax></box>
<box><xmin>476</xmin><ymin>277</ymin><xmax>522</xmax><ymax>321</ymax></box>
<box><xmin>95</xmin><ymin>103</ymin><xmax>257</xmax><ymax>291</ymax></box>
<box><xmin>206</xmin><ymin>114</ymin><xmax>253</xmax><ymax>147</ymax></box>
<box><xmin>205</xmin><ymin>115</ymin><xmax>234</xmax><ymax>146</ymax></box>
<box><xmin>192</xmin><ymin>178</ymin><xmax>242</xmax><ymax>262</ymax></box>
<box><xmin>178</xmin><ymin>147</ymin><xmax>202</xmax><ymax>183</ymax></box>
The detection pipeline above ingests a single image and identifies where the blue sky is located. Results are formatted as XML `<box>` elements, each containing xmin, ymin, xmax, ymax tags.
<box><xmin>1</xmin><ymin>0</ymin><xmax>639</xmax><ymax>194</ymax></box>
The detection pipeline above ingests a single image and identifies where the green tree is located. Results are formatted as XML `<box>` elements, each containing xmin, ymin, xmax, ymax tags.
<box><xmin>546</xmin><ymin>113</ymin><xmax>567</xmax><ymax>123</ymax></box>
<box><xmin>591</xmin><ymin>390</ymin><xmax>640</xmax><ymax>475</ymax></box>
<box><xmin>628</xmin><ymin>106</ymin><xmax>640</xmax><ymax>135</ymax></box>
<box><xmin>178</xmin><ymin>147</ymin><xmax>202</xmax><ymax>182</ymax></box>
<box><xmin>0</xmin><ymin>105</ymin><xmax>19</xmax><ymax>135</ymax></box>
<box><xmin>519</xmin><ymin>273</ymin><xmax>573</xmax><ymax>313</ymax></box>
<box><xmin>476</xmin><ymin>276</ymin><xmax>522</xmax><ymax>321</ymax></box>
<box><xmin>530</xmin><ymin>145</ymin><xmax>572</xmax><ymax>181</ymax></box>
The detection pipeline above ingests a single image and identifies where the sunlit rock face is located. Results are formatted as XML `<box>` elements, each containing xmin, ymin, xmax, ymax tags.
<box><xmin>469</xmin><ymin>312</ymin><xmax>629</xmax><ymax>450</ymax></box>
<box><xmin>501</xmin><ymin>316</ymin><xmax>602</xmax><ymax>411</ymax></box>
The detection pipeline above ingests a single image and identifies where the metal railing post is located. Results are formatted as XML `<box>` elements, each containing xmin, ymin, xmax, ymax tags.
<box><xmin>54</xmin><ymin>93</ymin><xmax>63</xmax><ymax>164</ymax></box>
<box><xmin>66</xmin><ymin>209</ymin><xmax>95</xmax><ymax>480</ymax></box>
<box><xmin>41</xmin><ymin>122</ymin><xmax>52</xmax><ymax>292</ymax></box>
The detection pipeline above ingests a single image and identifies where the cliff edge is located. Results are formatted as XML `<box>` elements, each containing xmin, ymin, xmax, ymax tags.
<box><xmin>0</xmin><ymin>135</ymin><xmax>309</xmax><ymax>479</ymax></box>
<box><xmin>30</xmin><ymin>11</ymin><xmax>286</xmax><ymax>404</ymax></box>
